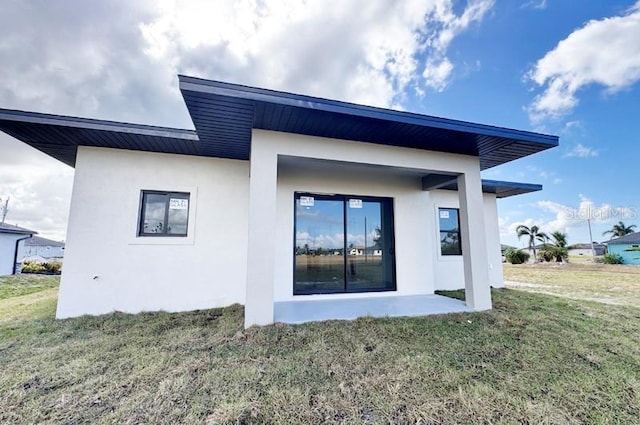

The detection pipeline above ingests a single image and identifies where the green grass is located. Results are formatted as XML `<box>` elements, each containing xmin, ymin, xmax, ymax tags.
<box><xmin>0</xmin><ymin>275</ymin><xmax>60</xmax><ymax>300</ymax></box>
<box><xmin>1</xmin><ymin>276</ymin><xmax>640</xmax><ymax>424</ymax></box>
<box><xmin>503</xmin><ymin>262</ymin><xmax>640</xmax><ymax>306</ymax></box>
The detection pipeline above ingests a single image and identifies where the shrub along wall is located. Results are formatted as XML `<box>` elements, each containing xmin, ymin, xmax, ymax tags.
<box><xmin>21</xmin><ymin>261</ymin><xmax>62</xmax><ymax>275</ymax></box>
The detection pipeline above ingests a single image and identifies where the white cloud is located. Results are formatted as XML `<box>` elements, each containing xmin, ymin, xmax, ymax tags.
<box><xmin>0</xmin><ymin>146</ymin><xmax>73</xmax><ymax>241</ymax></box>
<box><xmin>421</xmin><ymin>0</ymin><xmax>494</xmax><ymax>91</ymax></box>
<box><xmin>0</xmin><ymin>0</ymin><xmax>495</xmax><ymax>238</ymax></box>
<box><xmin>524</xmin><ymin>165</ymin><xmax>562</xmax><ymax>182</ymax></box>
<box><xmin>423</xmin><ymin>57</ymin><xmax>455</xmax><ymax>91</ymax></box>
<box><xmin>521</xmin><ymin>0</ymin><xmax>547</xmax><ymax>10</ymax></box>
<box><xmin>563</xmin><ymin>120</ymin><xmax>582</xmax><ymax>131</ymax></box>
<box><xmin>506</xmin><ymin>195</ymin><xmax>636</xmax><ymax>235</ymax></box>
<box><xmin>527</xmin><ymin>2</ymin><xmax>640</xmax><ymax>122</ymax></box>
<box><xmin>141</xmin><ymin>0</ymin><xmax>494</xmax><ymax>105</ymax></box>
<box><xmin>564</xmin><ymin>143</ymin><xmax>599</xmax><ymax>158</ymax></box>
<box><xmin>539</xmin><ymin>195</ymin><xmax>637</xmax><ymax>233</ymax></box>
<box><xmin>500</xmin><ymin>195</ymin><xmax>638</xmax><ymax>246</ymax></box>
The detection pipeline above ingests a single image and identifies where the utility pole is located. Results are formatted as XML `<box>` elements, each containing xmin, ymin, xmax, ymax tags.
<box><xmin>364</xmin><ymin>216</ymin><xmax>367</xmax><ymax>264</ymax></box>
<box><xmin>587</xmin><ymin>217</ymin><xmax>596</xmax><ymax>258</ymax></box>
<box><xmin>0</xmin><ymin>197</ymin><xmax>8</xmax><ymax>224</ymax></box>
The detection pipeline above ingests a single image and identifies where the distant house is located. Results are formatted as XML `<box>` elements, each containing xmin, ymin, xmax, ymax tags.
<box><xmin>17</xmin><ymin>236</ymin><xmax>65</xmax><ymax>262</ymax></box>
<box><xmin>568</xmin><ymin>243</ymin><xmax>606</xmax><ymax>257</ymax></box>
<box><xmin>349</xmin><ymin>247</ymin><xmax>364</xmax><ymax>256</ymax></box>
<box><xmin>519</xmin><ymin>244</ymin><xmax>546</xmax><ymax>254</ymax></box>
<box><xmin>0</xmin><ymin>223</ymin><xmax>36</xmax><ymax>275</ymax></box>
<box><xmin>605</xmin><ymin>233</ymin><xmax>640</xmax><ymax>265</ymax></box>
<box><xmin>501</xmin><ymin>244</ymin><xmax>516</xmax><ymax>253</ymax></box>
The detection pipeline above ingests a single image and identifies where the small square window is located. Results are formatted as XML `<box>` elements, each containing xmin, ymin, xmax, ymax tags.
<box><xmin>139</xmin><ymin>191</ymin><xmax>190</xmax><ymax>237</ymax></box>
<box><xmin>439</xmin><ymin>208</ymin><xmax>461</xmax><ymax>256</ymax></box>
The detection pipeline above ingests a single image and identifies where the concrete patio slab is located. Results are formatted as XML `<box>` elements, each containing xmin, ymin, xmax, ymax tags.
<box><xmin>274</xmin><ymin>294</ymin><xmax>473</xmax><ymax>324</ymax></box>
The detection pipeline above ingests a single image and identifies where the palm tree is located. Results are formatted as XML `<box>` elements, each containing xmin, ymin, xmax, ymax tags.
<box><xmin>542</xmin><ymin>231</ymin><xmax>569</xmax><ymax>262</ymax></box>
<box><xmin>603</xmin><ymin>221</ymin><xmax>637</xmax><ymax>239</ymax></box>
<box><xmin>549</xmin><ymin>231</ymin><xmax>568</xmax><ymax>248</ymax></box>
<box><xmin>516</xmin><ymin>224</ymin><xmax>548</xmax><ymax>261</ymax></box>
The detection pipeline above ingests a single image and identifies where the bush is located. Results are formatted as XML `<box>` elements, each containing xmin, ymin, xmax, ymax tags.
<box><xmin>539</xmin><ymin>246</ymin><xmax>569</xmax><ymax>262</ymax></box>
<box><xmin>505</xmin><ymin>248</ymin><xmax>530</xmax><ymax>264</ymax></box>
<box><xmin>21</xmin><ymin>261</ymin><xmax>62</xmax><ymax>275</ymax></box>
<box><xmin>42</xmin><ymin>261</ymin><xmax>62</xmax><ymax>274</ymax></box>
<box><xmin>538</xmin><ymin>250</ymin><xmax>555</xmax><ymax>262</ymax></box>
<box><xmin>21</xmin><ymin>261</ymin><xmax>45</xmax><ymax>274</ymax></box>
<box><xmin>602</xmin><ymin>253</ymin><xmax>624</xmax><ymax>264</ymax></box>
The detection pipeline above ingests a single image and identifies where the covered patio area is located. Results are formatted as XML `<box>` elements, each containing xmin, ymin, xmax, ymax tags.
<box><xmin>274</xmin><ymin>294</ymin><xmax>473</xmax><ymax>324</ymax></box>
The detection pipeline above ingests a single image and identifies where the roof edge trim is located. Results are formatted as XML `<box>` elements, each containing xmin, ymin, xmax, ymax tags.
<box><xmin>178</xmin><ymin>75</ymin><xmax>558</xmax><ymax>146</ymax></box>
<box><xmin>480</xmin><ymin>179</ymin><xmax>543</xmax><ymax>191</ymax></box>
<box><xmin>0</xmin><ymin>108</ymin><xmax>199</xmax><ymax>141</ymax></box>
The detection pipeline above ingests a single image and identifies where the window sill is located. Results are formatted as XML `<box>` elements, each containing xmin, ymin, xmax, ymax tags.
<box><xmin>128</xmin><ymin>236</ymin><xmax>195</xmax><ymax>246</ymax></box>
<box><xmin>437</xmin><ymin>254</ymin><xmax>463</xmax><ymax>262</ymax></box>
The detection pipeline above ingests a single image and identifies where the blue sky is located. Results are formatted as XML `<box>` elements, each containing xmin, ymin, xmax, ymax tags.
<box><xmin>0</xmin><ymin>0</ymin><xmax>639</xmax><ymax>247</ymax></box>
<box><xmin>407</xmin><ymin>0</ymin><xmax>640</xmax><ymax>247</ymax></box>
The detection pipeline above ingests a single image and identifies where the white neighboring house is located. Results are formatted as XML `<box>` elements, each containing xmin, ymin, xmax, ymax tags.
<box><xmin>0</xmin><ymin>75</ymin><xmax>558</xmax><ymax>326</ymax></box>
<box><xmin>0</xmin><ymin>223</ymin><xmax>36</xmax><ymax>276</ymax></box>
<box><xmin>18</xmin><ymin>236</ymin><xmax>65</xmax><ymax>262</ymax></box>
<box><xmin>568</xmin><ymin>243</ymin><xmax>606</xmax><ymax>257</ymax></box>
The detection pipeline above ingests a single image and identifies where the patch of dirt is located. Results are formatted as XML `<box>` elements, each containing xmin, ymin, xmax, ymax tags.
<box><xmin>504</xmin><ymin>281</ymin><xmax>558</xmax><ymax>289</ymax></box>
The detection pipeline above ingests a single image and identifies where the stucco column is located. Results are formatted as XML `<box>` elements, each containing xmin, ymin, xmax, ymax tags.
<box><xmin>244</xmin><ymin>143</ymin><xmax>278</xmax><ymax>328</ymax></box>
<box><xmin>457</xmin><ymin>170</ymin><xmax>492</xmax><ymax>311</ymax></box>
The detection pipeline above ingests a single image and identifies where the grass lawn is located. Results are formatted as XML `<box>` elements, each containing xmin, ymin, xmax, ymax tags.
<box><xmin>0</xmin><ymin>275</ymin><xmax>60</xmax><ymax>300</ymax></box>
<box><xmin>503</xmin><ymin>262</ymin><xmax>640</xmax><ymax>307</ymax></box>
<box><xmin>1</xmin><ymin>276</ymin><xmax>639</xmax><ymax>424</ymax></box>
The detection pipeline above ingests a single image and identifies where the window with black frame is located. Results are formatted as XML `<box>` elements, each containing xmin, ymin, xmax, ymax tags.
<box><xmin>439</xmin><ymin>208</ymin><xmax>461</xmax><ymax>255</ymax></box>
<box><xmin>139</xmin><ymin>191</ymin><xmax>190</xmax><ymax>236</ymax></box>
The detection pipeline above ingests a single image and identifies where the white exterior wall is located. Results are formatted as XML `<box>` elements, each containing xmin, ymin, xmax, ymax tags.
<box><xmin>274</xmin><ymin>168</ymin><xmax>503</xmax><ymax>302</ymax></box>
<box><xmin>56</xmin><ymin>147</ymin><xmax>250</xmax><ymax>318</ymax></box>
<box><xmin>58</xmin><ymin>135</ymin><xmax>503</xmax><ymax>320</ymax></box>
<box><xmin>275</xmin><ymin>165</ymin><xmax>436</xmax><ymax>302</ymax></box>
<box><xmin>246</xmin><ymin>129</ymin><xmax>497</xmax><ymax>325</ymax></box>
<box><xmin>17</xmin><ymin>243</ymin><xmax>65</xmax><ymax>261</ymax></box>
<box><xmin>568</xmin><ymin>248</ymin><xmax>593</xmax><ymax>257</ymax></box>
<box><xmin>430</xmin><ymin>190</ymin><xmax>504</xmax><ymax>290</ymax></box>
<box><xmin>0</xmin><ymin>233</ymin><xmax>29</xmax><ymax>275</ymax></box>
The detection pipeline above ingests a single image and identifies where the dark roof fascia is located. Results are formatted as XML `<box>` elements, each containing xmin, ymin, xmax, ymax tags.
<box><xmin>605</xmin><ymin>233</ymin><xmax>640</xmax><ymax>245</ymax></box>
<box><xmin>569</xmin><ymin>243</ymin><xmax>606</xmax><ymax>249</ymax></box>
<box><xmin>0</xmin><ymin>109</ymin><xmax>198</xmax><ymax>141</ymax></box>
<box><xmin>178</xmin><ymin>75</ymin><xmax>559</xmax><ymax>147</ymax></box>
<box><xmin>0</xmin><ymin>224</ymin><xmax>37</xmax><ymax>235</ymax></box>
<box><xmin>441</xmin><ymin>179</ymin><xmax>542</xmax><ymax>198</ymax></box>
<box><xmin>23</xmin><ymin>235</ymin><xmax>65</xmax><ymax>247</ymax></box>
<box><xmin>482</xmin><ymin>180</ymin><xmax>543</xmax><ymax>198</ymax></box>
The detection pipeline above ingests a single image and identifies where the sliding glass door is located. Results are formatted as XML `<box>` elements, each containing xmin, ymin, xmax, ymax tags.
<box><xmin>293</xmin><ymin>196</ymin><xmax>345</xmax><ymax>293</ymax></box>
<box><xmin>294</xmin><ymin>193</ymin><xmax>396</xmax><ymax>295</ymax></box>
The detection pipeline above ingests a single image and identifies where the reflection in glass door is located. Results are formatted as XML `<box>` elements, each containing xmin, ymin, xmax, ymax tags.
<box><xmin>346</xmin><ymin>198</ymin><xmax>395</xmax><ymax>292</ymax></box>
<box><xmin>294</xmin><ymin>193</ymin><xmax>395</xmax><ymax>295</ymax></box>
<box><xmin>294</xmin><ymin>196</ymin><xmax>345</xmax><ymax>294</ymax></box>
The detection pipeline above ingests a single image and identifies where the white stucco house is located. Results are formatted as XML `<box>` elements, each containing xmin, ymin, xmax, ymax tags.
<box><xmin>0</xmin><ymin>223</ymin><xmax>36</xmax><ymax>276</ymax></box>
<box><xmin>17</xmin><ymin>236</ymin><xmax>65</xmax><ymax>262</ymax></box>
<box><xmin>0</xmin><ymin>76</ymin><xmax>558</xmax><ymax>326</ymax></box>
<box><xmin>567</xmin><ymin>243</ymin><xmax>606</xmax><ymax>257</ymax></box>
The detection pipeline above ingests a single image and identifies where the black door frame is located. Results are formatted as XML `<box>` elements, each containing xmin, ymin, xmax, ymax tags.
<box><xmin>293</xmin><ymin>192</ymin><xmax>397</xmax><ymax>295</ymax></box>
